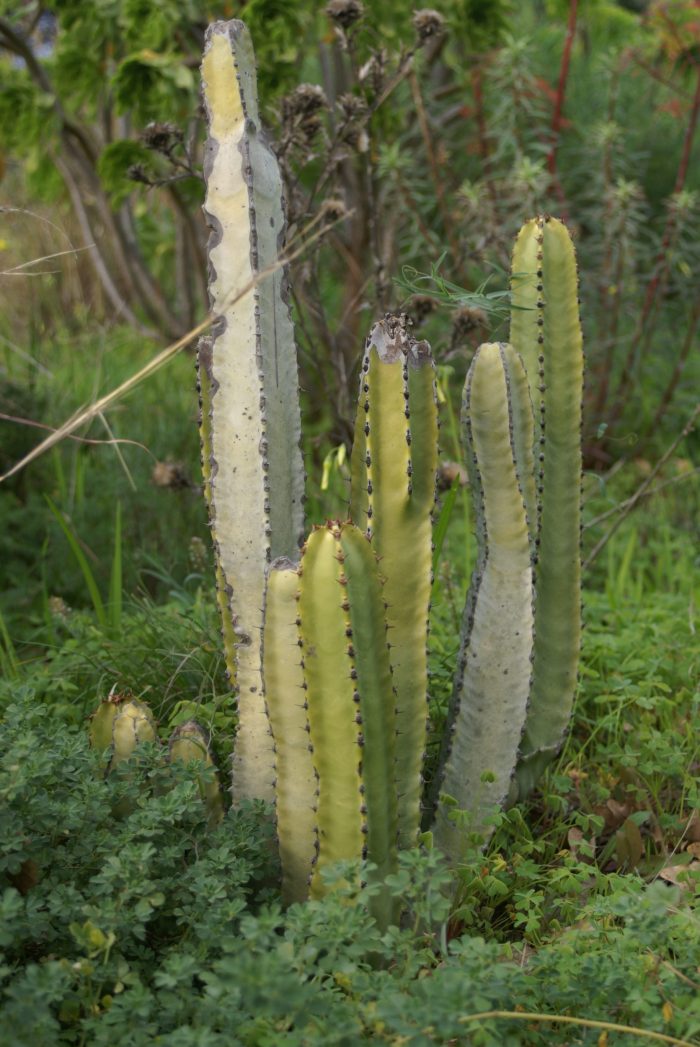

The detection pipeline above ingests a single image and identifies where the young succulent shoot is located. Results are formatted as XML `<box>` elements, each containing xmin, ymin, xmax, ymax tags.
<box><xmin>298</xmin><ymin>522</ymin><xmax>399</xmax><ymax>929</ymax></box>
<box><xmin>350</xmin><ymin>314</ymin><xmax>438</xmax><ymax>849</ymax></box>
<box><xmin>169</xmin><ymin>720</ymin><xmax>225</xmax><ymax>828</ymax></box>
<box><xmin>88</xmin><ymin>686</ymin><xmax>125</xmax><ymax>756</ymax></box>
<box><xmin>108</xmin><ymin>699</ymin><xmax>158</xmax><ymax>772</ymax></box>
<box><xmin>199</xmin><ymin>20</ymin><xmax>305</xmax><ymax>804</ymax></box>
<box><xmin>262</xmin><ymin>557</ymin><xmax>317</xmax><ymax>906</ymax></box>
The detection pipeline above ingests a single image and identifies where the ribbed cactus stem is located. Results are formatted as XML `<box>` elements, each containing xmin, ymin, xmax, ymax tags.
<box><xmin>200</xmin><ymin>20</ymin><xmax>305</xmax><ymax>804</ymax></box>
<box><xmin>510</xmin><ymin>216</ymin><xmax>583</xmax><ymax>799</ymax></box>
<box><xmin>169</xmin><ymin>720</ymin><xmax>225</xmax><ymax>828</ymax></box>
<box><xmin>263</xmin><ymin>558</ymin><xmax>317</xmax><ymax>905</ymax></box>
<box><xmin>350</xmin><ymin>315</ymin><xmax>438</xmax><ymax>849</ymax></box>
<box><xmin>434</xmin><ymin>343</ymin><xmax>535</xmax><ymax>860</ymax></box>
<box><xmin>298</xmin><ymin>523</ymin><xmax>398</xmax><ymax>928</ymax></box>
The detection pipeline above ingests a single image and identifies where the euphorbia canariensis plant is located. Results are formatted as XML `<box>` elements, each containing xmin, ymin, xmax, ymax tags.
<box><xmin>198</xmin><ymin>21</ymin><xmax>583</xmax><ymax>914</ymax></box>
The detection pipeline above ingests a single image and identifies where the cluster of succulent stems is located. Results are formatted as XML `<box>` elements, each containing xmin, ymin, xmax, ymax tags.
<box><xmin>88</xmin><ymin>19</ymin><xmax>583</xmax><ymax>928</ymax></box>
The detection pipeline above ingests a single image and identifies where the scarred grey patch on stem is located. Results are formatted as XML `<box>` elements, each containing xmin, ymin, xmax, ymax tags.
<box><xmin>366</xmin><ymin>314</ymin><xmax>432</xmax><ymax>368</ymax></box>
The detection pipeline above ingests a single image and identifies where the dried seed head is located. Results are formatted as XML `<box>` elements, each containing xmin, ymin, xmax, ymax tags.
<box><xmin>282</xmin><ymin>84</ymin><xmax>328</xmax><ymax>121</ymax></box>
<box><xmin>450</xmin><ymin>305</ymin><xmax>487</xmax><ymax>351</ymax></box>
<box><xmin>140</xmin><ymin>121</ymin><xmax>182</xmax><ymax>153</ymax></box>
<box><xmin>320</xmin><ymin>198</ymin><xmax>349</xmax><ymax>224</ymax></box>
<box><xmin>337</xmin><ymin>91</ymin><xmax>367</xmax><ymax>120</ymax></box>
<box><xmin>326</xmin><ymin>0</ymin><xmax>364</xmax><ymax>29</ymax></box>
<box><xmin>409</xmin><ymin>294</ymin><xmax>437</xmax><ymax>327</ymax></box>
<box><xmin>412</xmin><ymin>9</ymin><xmax>446</xmax><ymax>43</ymax></box>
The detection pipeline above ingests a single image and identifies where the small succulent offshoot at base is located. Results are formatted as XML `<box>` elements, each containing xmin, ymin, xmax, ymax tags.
<box><xmin>88</xmin><ymin>688</ymin><xmax>125</xmax><ymax>758</ymax></box>
<box><xmin>169</xmin><ymin>720</ymin><xmax>225</xmax><ymax>828</ymax></box>
<box><xmin>263</xmin><ymin>558</ymin><xmax>316</xmax><ymax>905</ymax></box>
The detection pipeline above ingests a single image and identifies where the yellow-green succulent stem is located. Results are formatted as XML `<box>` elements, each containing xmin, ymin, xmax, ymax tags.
<box><xmin>350</xmin><ymin>316</ymin><xmax>437</xmax><ymax>849</ymax></box>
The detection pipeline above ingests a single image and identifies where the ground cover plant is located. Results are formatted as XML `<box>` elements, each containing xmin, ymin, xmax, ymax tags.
<box><xmin>1</xmin><ymin>1</ymin><xmax>699</xmax><ymax>1044</ymax></box>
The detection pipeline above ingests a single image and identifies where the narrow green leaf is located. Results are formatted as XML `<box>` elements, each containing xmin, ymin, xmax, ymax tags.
<box><xmin>45</xmin><ymin>496</ymin><xmax>107</xmax><ymax>629</ymax></box>
<box><xmin>109</xmin><ymin>502</ymin><xmax>123</xmax><ymax>634</ymax></box>
<box><xmin>0</xmin><ymin>606</ymin><xmax>19</xmax><ymax>679</ymax></box>
<box><xmin>432</xmin><ymin>480</ymin><xmax>459</xmax><ymax>595</ymax></box>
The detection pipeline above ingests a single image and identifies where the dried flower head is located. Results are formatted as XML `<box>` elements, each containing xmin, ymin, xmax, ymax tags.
<box><xmin>408</xmin><ymin>294</ymin><xmax>437</xmax><ymax>327</ymax></box>
<box><xmin>281</xmin><ymin>85</ymin><xmax>328</xmax><ymax>149</ymax></box>
<box><xmin>140</xmin><ymin>121</ymin><xmax>183</xmax><ymax>153</ymax></box>
<box><xmin>319</xmin><ymin>198</ymin><xmax>349</xmax><ymax>224</ymax></box>
<box><xmin>151</xmin><ymin>461</ymin><xmax>190</xmax><ymax>489</ymax></box>
<box><xmin>337</xmin><ymin>91</ymin><xmax>368</xmax><ymax>120</ymax></box>
<box><xmin>326</xmin><ymin>0</ymin><xmax>364</xmax><ymax>29</ymax></box>
<box><xmin>48</xmin><ymin>595</ymin><xmax>71</xmax><ymax>620</ymax></box>
<box><xmin>450</xmin><ymin>306</ymin><xmax>487</xmax><ymax>350</ymax></box>
<box><xmin>412</xmin><ymin>9</ymin><xmax>446</xmax><ymax>43</ymax></box>
<box><xmin>282</xmin><ymin>84</ymin><xmax>328</xmax><ymax>120</ymax></box>
<box><xmin>127</xmin><ymin>163</ymin><xmax>152</xmax><ymax>185</ymax></box>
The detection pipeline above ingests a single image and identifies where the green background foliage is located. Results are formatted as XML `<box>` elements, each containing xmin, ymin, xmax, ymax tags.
<box><xmin>0</xmin><ymin>0</ymin><xmax>699</xmax><ymax>1042</ymax></box>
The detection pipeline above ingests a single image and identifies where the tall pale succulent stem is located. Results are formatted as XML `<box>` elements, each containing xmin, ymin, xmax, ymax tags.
<box><xmin>350</xmin><ymin>316</ymin><xmax>438</xmax><ymax>849</ymax></box>
<box><xmin>200</xmin><ymin>21</ymin><xmax>305</xmax><ymax>803</ymax></box>
<box><xmin>510</xmin><ymin>216</ymin><xmax>583</xmax><ymax>798</ymax></box>
<box><xmin>434</xmin><ymin>344</ymin><xmax>534</xmax><ymax>860</ymax></box>
<box><xmin>263</xmin><ymin>559</ymin><xmax>317</xmax><ymax>905</ymax></box>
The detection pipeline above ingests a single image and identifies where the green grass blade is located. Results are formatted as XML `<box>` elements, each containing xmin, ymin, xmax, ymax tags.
<box><xmin>45</xmin><ymin>496</ymin><xmax>107</xmax><ymax>629</ymax></box>
<box><xmin>0</xmin><ymin>606</ymin><xmax>19</xmax><ymax>679</ymax></box>
<box><xmin>431</xmin><ymin>480</ymin><xmax>459</xmax><ymax>597</ymax></box>
<box><xmin>109</xmin><ymin>502</ymin><xmax>123</xmax><ymax>634</ymax></box>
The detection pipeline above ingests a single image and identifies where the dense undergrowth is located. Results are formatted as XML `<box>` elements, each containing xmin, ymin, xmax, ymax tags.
<box><xmin>1</xmin><ymin>474</ymin><xmax>698</xmax><ymax>1045</ymax></box>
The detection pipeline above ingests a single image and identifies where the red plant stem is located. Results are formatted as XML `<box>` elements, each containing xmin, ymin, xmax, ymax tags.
<box><xmin>644</xmin><ymin>298</ymin><xmax>700</xmax><ymax>441</ymax></box>
<box><xmin>547</xmin><ymin>0</ymin><xmax>579</xmax><ymax>179</ymax></box>
<box><xmin>607</xmin><ymin>60</ymin><xmax>700</xmax><ymax>429</ymax></box>
<box><xmin>471</xmin><ymin>60</ymin><xmax>499</xmax><ymax>212</ymax></box>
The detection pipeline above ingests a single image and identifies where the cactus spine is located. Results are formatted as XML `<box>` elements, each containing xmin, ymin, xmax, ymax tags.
<box><xmin>350</xmin><ymin>316</ymin><xmax>438</xmax><ymax>848</ymax></box>
<box><xmin>433</xmin><ymin>344</ymin><xmax>535</xmax><ymax>859</ymax></box>
<box><xmin>510</xmin><ymin>217</ymin><xmax>583</xmax><ymax>799</ymax></box>
<box><xmin>200</xmin><ymin>21</ymin><xmax>305</xmax><ymax>804</ymax></box>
